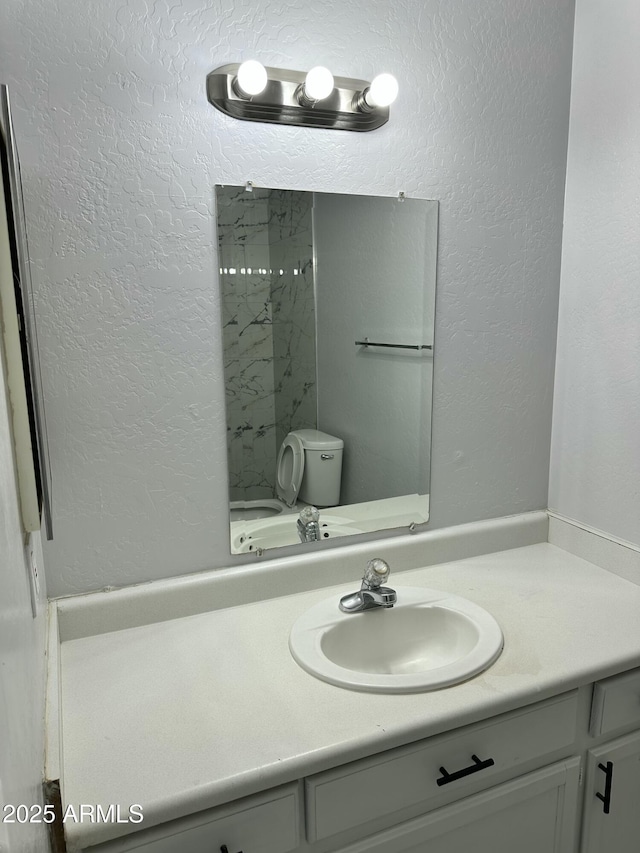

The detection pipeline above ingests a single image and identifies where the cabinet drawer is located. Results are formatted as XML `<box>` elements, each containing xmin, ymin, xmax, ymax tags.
<box><xmin>590</xmin><ymin>667</ymin><xmax>640</xmax><ymax>737</ymax></box>
<box><xmin>326</xmin><ymin>758</ymin><xmax>581</xmax><ymax>853</ymax></box>
<box><xmin>306</xmin><ymin>692</ymin><xmax>578</xmax><ymax>843</ymax></box>
<box><xmin>86</xmin><ymin>783</ymin><xmax>300</xmax><ymax>853</ymax></box>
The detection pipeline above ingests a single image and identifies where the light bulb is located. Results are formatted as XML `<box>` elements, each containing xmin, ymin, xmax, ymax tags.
<box><xmin>366</xmin><ymin>73</ymin><xmax>399</xmax><ymax>108</ymax></box>
<box><xmin>235</xmin><ymin>60</ymin><xmax>267</xmax><ymax>98</ymax></box>
<box><xmin>304</xmin><ymin>66</ymin><xmax>334</xmax><ymax>102</ymax></box>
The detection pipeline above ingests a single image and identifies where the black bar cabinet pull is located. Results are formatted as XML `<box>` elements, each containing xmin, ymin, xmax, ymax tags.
<box><xmin>220</xmin><ymin>846</ymin><xmax>243</xmax><ymax>853</ymax></box>
<box><xmin>596</xmin><ymin>760</ymin><xmax>614</xmax><ymax>814</ymax></box>
<box><xmin>436</xmin><ymin>753</ymin><xmax>495</xmax><ymax>786</ymax></box>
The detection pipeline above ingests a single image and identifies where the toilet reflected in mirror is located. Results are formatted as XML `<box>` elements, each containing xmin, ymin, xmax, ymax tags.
<box><xmin>276</xmin><ymin>430</ymin><xmax>344</xmax><ymax>509</ymax></box>
<box><xmin>215</xmin><ymin>186</ymin><xmax>438</xmax><ymax>555</ymax></box>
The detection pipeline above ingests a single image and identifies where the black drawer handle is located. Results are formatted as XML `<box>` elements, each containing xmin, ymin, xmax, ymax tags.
<box><xmin>220</xmin><ymin>846</ymin><xmax>243</xmax><ymax>853</ymax></box>
<box><xmin>436</xmin><ymin>754</ymin><xmax>496</xmax><ymax>786</ymax></box>
<box><xmin>596</xmin><ymin>760</ymin><xmax>614</xmax><ymax>814</ymax></box>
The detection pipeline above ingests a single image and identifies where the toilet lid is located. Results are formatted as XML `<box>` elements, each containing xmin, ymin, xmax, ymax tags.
<box><xmin>276</xmin><ymin>432</ymin><xmax>305</xmax><ymax>508</ymax></box>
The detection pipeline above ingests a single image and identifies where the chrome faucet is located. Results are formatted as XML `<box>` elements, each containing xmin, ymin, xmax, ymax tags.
<box><xmin>297</xmin><ymin>506</ymin><xmax>320</xmax><ymax>543</ymax></box>
<box><xmin>339</xmin><ymin>558</ymin><xmax>397</xmax><ymax>613</ymax></box>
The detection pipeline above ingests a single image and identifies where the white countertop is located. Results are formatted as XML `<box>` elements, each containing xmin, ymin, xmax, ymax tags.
<box><xmin>58</xmin><ymin>542</ymin><xmax>640</xmax><ymax>849</ymax></box>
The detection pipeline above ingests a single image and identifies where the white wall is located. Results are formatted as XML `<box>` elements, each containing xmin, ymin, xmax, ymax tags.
<box><xmin>315</xmin><ymin>194</ymin><xmax>436</xmax><ymax>505</ymax></box>
<box><xmin>1</xmin><ymin>0</ymin><xmax>575</xmax><ymax>596</ymax></box>
<box><xmin>549</xmin><ymin>0</ymin><xmax>640</xmax><ymax>548</ymax></box>
<box><xmin>0</xmin><ymin>198</ymin><xmax>49</xmax><ymax>851</ymax></box>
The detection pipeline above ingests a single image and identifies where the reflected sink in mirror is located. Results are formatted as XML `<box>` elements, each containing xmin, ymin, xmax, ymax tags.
<box><xmin>230</xmin><ymin>495</ymin><xmax>429</xmax><ymax>554</ymax></box>
<box><xmin>229</xmin><ymin>499</ymin><xmax>286</xmax><ymax>522</ymax></box>
<box><xmin>231</xmin><ymin>513</ymin><xmax>365</xmax><ymax>554</ymax></box>
<box><xmin>289</xmin><ymin>587</ymin><xmax>503</xmax><ymax>693</ymax></box>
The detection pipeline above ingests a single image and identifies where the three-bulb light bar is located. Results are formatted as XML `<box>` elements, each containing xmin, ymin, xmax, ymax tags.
<box><xmin>206</xmin><ymin>60</ymin><xmax>399</xmax><ymax>132</ymax></box>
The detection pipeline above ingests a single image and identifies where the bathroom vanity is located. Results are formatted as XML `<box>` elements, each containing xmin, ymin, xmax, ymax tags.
<box><xmin>70</xmin><ymin>676</ymin><xmax>640</xmax><ymax>853</ymax></box>
<box><xmin>50</xmin><ymin>516</ymin><xmax>640</xmax><ymax>853</ymax></box>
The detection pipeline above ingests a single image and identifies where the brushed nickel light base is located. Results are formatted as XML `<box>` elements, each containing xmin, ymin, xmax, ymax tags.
<box><xmin>206</xmin><ymin>63</ymin><xmax>390</xmax><ymax>132</ymax></box>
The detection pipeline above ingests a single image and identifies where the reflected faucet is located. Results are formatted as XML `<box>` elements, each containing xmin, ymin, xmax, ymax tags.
<box><xmin>297</xmin><ymin>506</ymin><xmax>320</xmax><ymax>543</ymax></box>
<box><xmin>339</xmin><ymin>558</ymin><xmax>397</xmax><ymax>613</ymax></box>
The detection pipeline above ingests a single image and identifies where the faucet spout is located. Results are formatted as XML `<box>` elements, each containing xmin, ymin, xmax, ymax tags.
<box><xmin>339</xmin><ymin>558</ymin><xmax>396</xmax><ymax>613</ymax></box>
<box><xmin>339</xmin><ymin>586</ymin><xmax>397</xmax><ymax>612</ymax></box>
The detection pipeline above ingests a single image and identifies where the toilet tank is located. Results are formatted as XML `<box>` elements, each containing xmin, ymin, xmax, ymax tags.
<box><xmin>294</xmin><ymin>429</ymin><xmax>344</xmax><ymax>507</ymax></box>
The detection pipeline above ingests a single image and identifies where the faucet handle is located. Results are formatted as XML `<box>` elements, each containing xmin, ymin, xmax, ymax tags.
<box><xmin>299</xmin><ymin>505</ymin><xmax>320</xmax><ymax>523</ymax></box>
<box><xmin>363</xmin><ymin>558</ymin><xmax>390</xmax><ymax>588</ymax></box>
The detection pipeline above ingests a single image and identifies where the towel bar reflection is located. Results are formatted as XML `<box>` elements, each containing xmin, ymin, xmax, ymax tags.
<box><xmin>355</xmin><ymin>338</ymin><xmax>433</xmax><ymax>351</ymax></box>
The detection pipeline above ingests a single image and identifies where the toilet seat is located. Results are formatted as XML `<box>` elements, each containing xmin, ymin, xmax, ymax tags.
<box><xmin>276</xmin><ymin>432</ymin><xmax>305</xmax><ymax>507</ymax></box>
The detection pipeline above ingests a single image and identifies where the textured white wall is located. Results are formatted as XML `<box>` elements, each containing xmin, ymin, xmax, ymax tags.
<box><xmin>1</xmin><ymin>0</ymin><xmax>574</xmax><ymax>596</ymax></box>
<box><xmin>549</xmin><ymin>0</ymin><xmax>640</xmax><ymax>547</ymax></box>
<box><xmin>0</xmin><ymin>238</ymin><xmax>48</xmax><ymax>850</ymax></box>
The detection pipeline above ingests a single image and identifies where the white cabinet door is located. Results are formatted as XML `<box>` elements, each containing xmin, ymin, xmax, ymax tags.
<box><xmin>331</xmin><ymin>758</ymin><xmax>580</xmax><ymax>853</ymax></box>
<box><xmin>581</xmin><ymin>729</ymin><xmax>640</xmax><ymax>853</ymax></box>
<box><xmin>86</xmin><ymin>784</ymin><xmax>300</xmax><ymax>853</ymax></box>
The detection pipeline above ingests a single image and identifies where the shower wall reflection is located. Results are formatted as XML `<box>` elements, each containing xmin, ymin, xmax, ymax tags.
<box><xmin>217</xmin><ymin>187</ymin><xmax>317</xmax><ymax>502</ymax></box>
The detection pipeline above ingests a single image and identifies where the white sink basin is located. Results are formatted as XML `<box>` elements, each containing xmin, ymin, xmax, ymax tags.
<box><xmin>289</xmin><ymin>587</ymin><xmax>503</xmax><ymax>693</ymax></box>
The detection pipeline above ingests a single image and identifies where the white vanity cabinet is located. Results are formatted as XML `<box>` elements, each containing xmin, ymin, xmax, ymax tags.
<box><xmin>82</xmin><ymin>672</ymin><xmax>640</xmax><ymax>853</ymax></box>
<box><xmin>85</xmin><ymin>783</ymin><xmax>302</xmax><ymax>853</ymax></box>
<box><xmin>84</xmin><ymin>692</ymin><xmax>582</xmax><ymax>853</ymax></box>
<box><xmin>580</xmin><ymin>668</ymin><xmax>640</xmax><ymax>853</ymax></box>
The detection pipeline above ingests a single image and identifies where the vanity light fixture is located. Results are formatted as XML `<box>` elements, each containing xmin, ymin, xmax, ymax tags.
<box><xmin>207</xmin><ymin>62</ymin><xmax>398</xmax><ymax>131</ymax></box>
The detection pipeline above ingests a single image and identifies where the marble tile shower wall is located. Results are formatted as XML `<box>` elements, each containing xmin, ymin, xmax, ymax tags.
<box><xmin>217</xmin><ymin>187</ymin><xmax>316</xmax><ymax>503</ymax></box>
<box><xmin>269</xmin><ymin>190</ymin><xmax>317</xmax><ymax>453</ymax></box>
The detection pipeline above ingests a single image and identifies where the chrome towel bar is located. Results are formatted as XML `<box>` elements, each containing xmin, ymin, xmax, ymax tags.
<box><xmin>355</xmin><ymin>338</ymin><xmax>433</xmax><ymax>351</ymax></box>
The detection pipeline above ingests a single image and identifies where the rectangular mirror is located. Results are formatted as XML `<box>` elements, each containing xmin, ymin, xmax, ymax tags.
<box><xmin>215</xmin><ymin>186</ymin><xmax>438</xmax><ymax>554</ymax></box>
